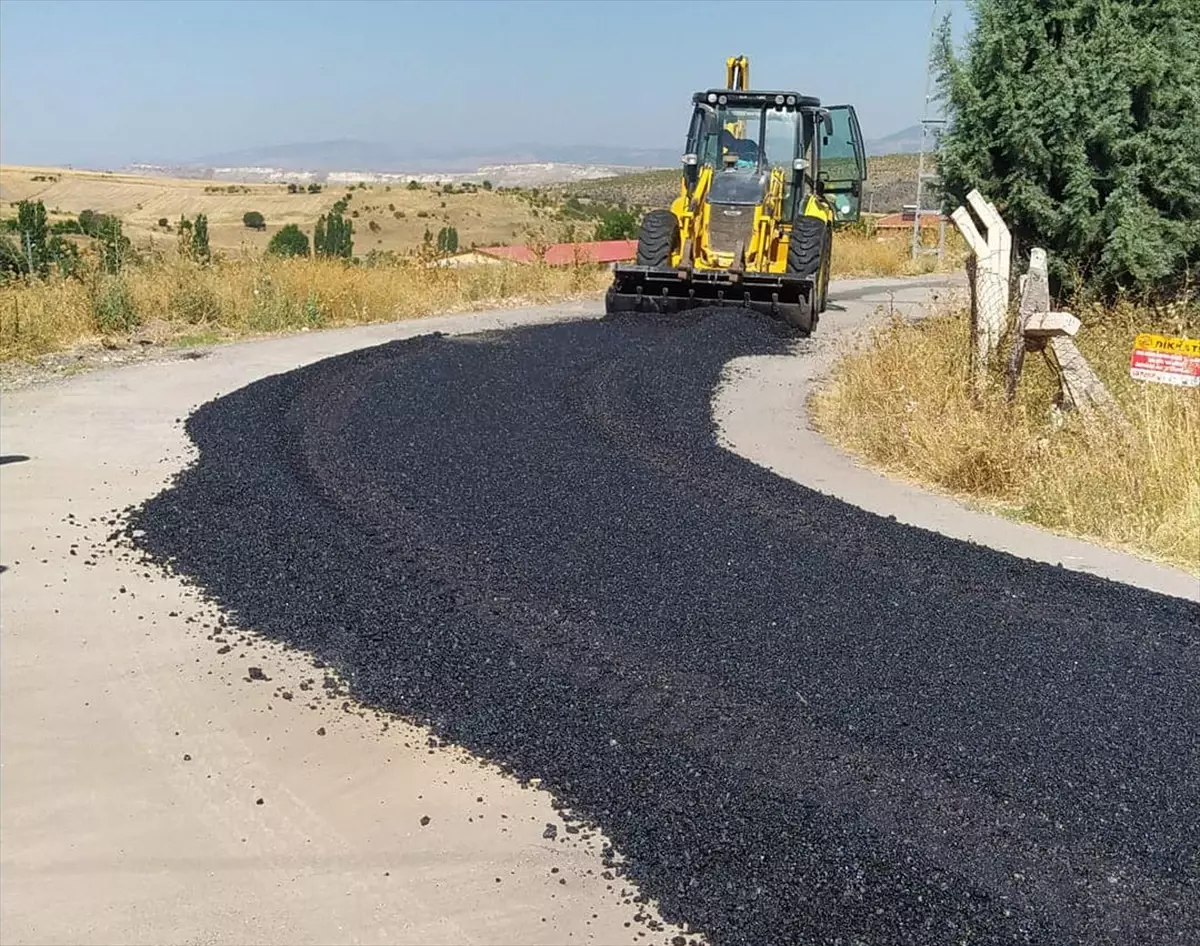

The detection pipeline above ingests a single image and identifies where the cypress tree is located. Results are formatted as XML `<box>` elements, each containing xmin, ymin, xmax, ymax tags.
<box><xmin>314</xmin><ymin>215</ymin><xmax>327</xmax><ymax>256</ymax></box>
<box><xmin>190</xmin><ymin>213</ymin><xmax>211</xmax><ymax>262</ymax></box>
<box><xmin>937</xmin><ymin>0</ymin><xmax>1200</xmax><ymax>299</ymax></box>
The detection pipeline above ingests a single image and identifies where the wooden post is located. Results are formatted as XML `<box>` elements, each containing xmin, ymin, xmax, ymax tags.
<box><xmin>1006</xmin><ymin>248</ymin><xmax>1050</xmax><ymax>400</ymax></box>
<box><xmin>1048</xmin><ymin>337</ymin><xmax>1126</xmax><ymax>426</ymax></box>
<box><xmin>1005</xmin><ymin>246</ymin><xmax>1127</xmax><ymax>431</ymax></box>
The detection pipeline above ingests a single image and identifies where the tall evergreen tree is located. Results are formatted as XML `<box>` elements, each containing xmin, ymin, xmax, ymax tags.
<box><xmin>315</xmin><ymin>210</ymin><xmax>353</xmax><ymax>259</ymax></box>
<box><xmin>190</xmin><ymin>213</ymin><xmax>211</xmax><ymax>262</ymax></box>
<box><xmin>15</xmin><ymin>200</ymin><xmax>49</xmax><ymax>276</ymax></box>
<box><xmin>937</xmin><ymin>0</ymin><xmax>1200</xmax><ymax>298</ymax></box>
<box><xmin>436</xmin><ymin>226</ymin><xmax>459</xmax><ymax>254</ymax></box>
<box><xmin>314</xmin><ymin>216</ymin><xmax>327</xmax><ymax>256</ymax></box>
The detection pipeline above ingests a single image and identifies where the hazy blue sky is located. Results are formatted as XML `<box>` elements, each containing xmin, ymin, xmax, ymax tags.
<box><xmin>0</xmin><ymin>0</ymin><xmax>970</xmax><ymax>167</ymax></box>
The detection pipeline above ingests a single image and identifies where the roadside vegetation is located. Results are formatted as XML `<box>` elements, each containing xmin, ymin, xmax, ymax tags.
<box><xmin>815</xmin><ymin>0</ymin><xmax>1200</xmax><ymax>570</ymax></box>
<box><xmin>812</xmin><ymin>301</ymin><xmax>1199</xmax><ymax>569</ymax></box>
<box><xmin>0</xmin><ymin>253</ymin><xmax>608</xmax><ymax>361</ymax></box>
<box><xmin>0</xmin><ymin>189</ymin><xmax>956</xmax><ymax>362</ymax></box>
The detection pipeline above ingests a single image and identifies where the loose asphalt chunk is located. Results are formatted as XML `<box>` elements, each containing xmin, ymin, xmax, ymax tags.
<box><xmin>125</xmin><ymin>308</ymin><xmax>1200</xmax><ymax>945</ymax></box>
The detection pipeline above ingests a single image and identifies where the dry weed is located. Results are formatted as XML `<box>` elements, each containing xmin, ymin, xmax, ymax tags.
<box><xmin>832</xmin><ymin>228</ymin><xmax>967</xmax><ymax>278</ymax></box>
<box><xmin>812</xmin><ymin>306</ymin><xmax>1199</xmax><ymax>571</ymax></box>
<box><xmin>0</xmin><ymin>256</ymin><xmax>610</xmax><ymax>360</ymax></box>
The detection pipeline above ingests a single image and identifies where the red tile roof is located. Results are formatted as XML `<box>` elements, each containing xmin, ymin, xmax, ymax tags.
<box><xmin>475</xmin><ymin>240</ymin><xmax>638</xmax><ymax>266</ymax></box>
<box><xmin>874</xmin><ymin>212</ymin><xmax>948</xmax><ymax>231</ymax></box>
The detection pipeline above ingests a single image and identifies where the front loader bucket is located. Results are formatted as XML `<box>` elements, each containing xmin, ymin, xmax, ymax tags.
<box><xmin>605</xmin><ymin>265</ymin><xmax>817</xmax><ymax>334</ymax></box>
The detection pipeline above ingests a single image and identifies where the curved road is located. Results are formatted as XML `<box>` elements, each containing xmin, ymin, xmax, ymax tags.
<box><xmin>3</xmin><ymin>280</ymin><xmax>1197</xmax><ymax>945</ymax></box>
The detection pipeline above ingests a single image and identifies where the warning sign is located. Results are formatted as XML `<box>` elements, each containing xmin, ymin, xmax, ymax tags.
<box><xmin>1129</xmin><ymin>333</ymin><xmax>1200</xmax><ymax>387</ymax></box>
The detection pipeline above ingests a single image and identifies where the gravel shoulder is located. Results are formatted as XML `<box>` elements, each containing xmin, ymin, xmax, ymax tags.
<box><xmin>713</xmin><ymin>278</ymin><xmax>1199</xmax><ymax>602</ymax></box>
<box><xmin>0</xmin><ymin>299</ymin><xmax>684</xmax><ymax>946</ymax></box>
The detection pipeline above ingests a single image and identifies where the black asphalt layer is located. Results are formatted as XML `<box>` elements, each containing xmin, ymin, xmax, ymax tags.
<box><xmin>128</xmin><ymin>309</ymin><xmax>1200</xmax><ymax>945</ymax></box>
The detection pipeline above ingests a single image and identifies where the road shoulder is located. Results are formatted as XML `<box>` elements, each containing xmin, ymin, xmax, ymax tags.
<box><xmin>713</xmin><ymin>277</ymin><xmax>1198</xmax><ymax>602</ymax></box>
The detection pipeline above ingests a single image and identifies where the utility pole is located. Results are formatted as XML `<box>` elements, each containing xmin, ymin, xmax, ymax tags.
<box><xmin>912</xmin><ymin>0</ymin><xmax>948</xmax><ymax>261</ymax></box>
<box><xmin>22</xmin><ymin>231</ymin><xmax>34</xmax><ymax>274</ymax></box>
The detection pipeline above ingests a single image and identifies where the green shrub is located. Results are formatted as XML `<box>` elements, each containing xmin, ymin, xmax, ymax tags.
<box><xmin>594</xmin><ymin>208</ymin><xmax>638</xmax><ymax>241</ymax></box>
<box><xmin>93</xmin><ymin>277</ymin><xmax>141</xmax><ymax>333</ymax></box>
<box><xmin>267</xmin><ymin>224</ymin><xmax>310</xmax><ymax>258</ymax></box>
<box><xmin>302</xmin><ymin>289</ymin><xmax>325</xmax><ymax>327</ymax></box>
<box><xmin>243</xmin><ymin>211</ymin><xmax>266</xmax><ymax>230</ymax></box>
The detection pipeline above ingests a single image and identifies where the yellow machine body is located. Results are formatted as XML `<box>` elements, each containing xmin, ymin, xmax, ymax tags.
<box><xmin>606</xmin><ymin>55</ymin><xmax>865</xmax><ymax>333</ymax></box>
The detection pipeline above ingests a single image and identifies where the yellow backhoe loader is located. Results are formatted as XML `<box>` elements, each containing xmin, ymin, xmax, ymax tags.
<box><xmin>606</xmin><ymin>56</ymin><xmax>867</xmax><ymax>333</ymax></box>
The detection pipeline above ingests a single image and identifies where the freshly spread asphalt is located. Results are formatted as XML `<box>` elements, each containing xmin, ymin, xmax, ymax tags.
<box><xmin>129</xmin><ymin>307</ymin><xmax>1200</xmax><ymax>945</ymax></box>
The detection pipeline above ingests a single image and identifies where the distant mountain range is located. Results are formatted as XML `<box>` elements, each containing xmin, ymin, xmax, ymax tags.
<box><xmin>864</xmin><ymin>123</ymin><xmax>942</xmax><ymax>156</ymax></box>
<box><xmin>189</xmin><ymin>124</ymin><xmax>931</xmax><ymax>174</ymax></box>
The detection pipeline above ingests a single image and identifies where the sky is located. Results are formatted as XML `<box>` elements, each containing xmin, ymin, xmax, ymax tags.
<box><xmin>0</xmin><ymin>0</ymin><xmax>971</xmax><ymax>168</ymax></box>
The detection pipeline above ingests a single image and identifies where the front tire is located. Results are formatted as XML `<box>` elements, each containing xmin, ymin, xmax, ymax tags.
<box><xmin>786</xmin><ymin>215</ymin><xmax>828</xmax><ymax>334</ymax></box>
<box><xmin>636</xmin><ymin>210</ymin><xmax>679</xmax><ymax>268</ymax></box>
<box><xmin>782</xmin><ymin>294</ymin><xmax>815</xmax><ymax>334</ymax></box>
<box><xmin>817</xmin><ymin>225</ymin><xmax>833</xmax><ymax>313</ymax></box>
<box><xmin>787</xmin><ymin>215</ymin><xmax>826</xmax><ymax>280</ymax></box>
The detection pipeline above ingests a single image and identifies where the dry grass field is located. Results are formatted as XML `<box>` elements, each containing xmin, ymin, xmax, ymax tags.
<box><xmin>0</xmin><ymin>255</ymin><xmax>609</xmax><ymax>363</ymax></box>
<box><xmin>0</xmin><ymin>162</ymin><xmax>959</xmax><ymax>366</ymax></box>
<box><xmin>811</xmin><ymin>302</ymin><xmax>1200</xmax><ymax>571</ymax></box>
<box><xmin>2</xmin><ymin>157</ymin><xmax>934</xmax><ymax>261</ymax></box>
<box><xmin>0</xmin><ymin>165</ymin><xmax>548</xmax><ymax>256</ymax></box>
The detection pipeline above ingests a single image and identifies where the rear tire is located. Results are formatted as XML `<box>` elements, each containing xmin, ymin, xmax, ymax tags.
<box><xmin>636</xmin><ymin>210</ymin><xmax>679</xmax><ymax>268</ymax></box>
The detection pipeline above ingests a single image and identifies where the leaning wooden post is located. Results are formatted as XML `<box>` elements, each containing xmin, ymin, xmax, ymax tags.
<box><xmin>951</xmin><ymin>189</ymin><xmax>1011</xmax><ymax>387</ymax></box>
<box><xmin>1005</xmin><ymin>248</ymin><xmax>1049</xmax><ymax>400</ymax></box>
<box><xmin>1007</xmin><ymin>246</ymin><xmax>1128</xmax><ymax>431</ymax></box>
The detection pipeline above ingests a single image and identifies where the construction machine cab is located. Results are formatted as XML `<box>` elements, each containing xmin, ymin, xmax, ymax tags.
<box><xmin>817</xmin><ymin>105</ymin><xmax>868</xmax><ymax>221</ymax></box>
<box><xmin>685</xmin><ymin>91</ymin><xmax>864</xmax><ymax>223</ymax></box>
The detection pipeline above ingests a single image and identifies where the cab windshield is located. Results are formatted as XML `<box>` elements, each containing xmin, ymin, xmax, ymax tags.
<box><xmin>689</xmin><ymin>102</ymin><xmax>800</xmax><ymax>174</ymax></box>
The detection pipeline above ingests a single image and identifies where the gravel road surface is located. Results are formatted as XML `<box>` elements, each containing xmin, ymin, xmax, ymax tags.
<box><xmin>120</xmin><ymin>295</ymin><xmax>1199</xmax><ymax>944</ymax></box>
